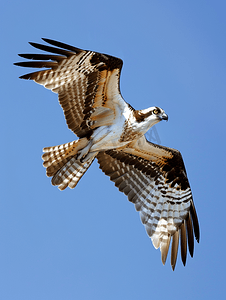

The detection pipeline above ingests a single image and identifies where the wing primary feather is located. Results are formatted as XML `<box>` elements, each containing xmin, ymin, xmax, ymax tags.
<box><xmin>190</xmin><ymin>202</ymin><xmax>200</xmax><ymax>243</ymax></box>
<box><xmin>18</xmin><ymin>71</ymin><xmax>41</xmax><ymax>80</ymax></box>
<box><xmin>171</xmin><ymin>231</ymin><xmax>179</xmax><ymax>271</ymax></box>
<box><xmin>180</xmin><ymin>221</ymin><xmax>187</xmax><ymax>266</ymax></box>
<box><xmin>18</xmin><ymin>53</ymin><xmax>65</xmax><ymax>62</ymax></box>
<box><xmin>186</xmin><ymin>212</ymin><xmax>194</xmax><ymax>257</ymax></box>
<box><xmin>14</xmin><ymin>61</ymin><xmax>58</xmax><ymax>68</ymax></box>
<box><xmin>29</xmin><ymin>42</ymin><xmax>75</xmax><ymax>57</ymax></box>
<box><xmin>161</xmin><ymin>236</ymin><xmax>171</xmax><ymax>266</ymax></box>
<box><xmin>42</xmin><ymin>38</ymin><xmax>83</xmax><ymax>53</ymax></box>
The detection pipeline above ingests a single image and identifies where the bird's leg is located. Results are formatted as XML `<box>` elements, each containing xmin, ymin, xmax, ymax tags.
<box><xmin>82</xmin><ymin>151</ymin><xmax>98</xmax><ymax>162</ymax></box>
<box><xmin>77</xmin><ymin>141</ymin><xmax>92</xmax><ymax>161</ymax></box>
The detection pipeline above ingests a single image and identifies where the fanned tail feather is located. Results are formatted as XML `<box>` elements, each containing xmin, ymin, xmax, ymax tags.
<box><xmin>52</xmin><ymin>155</ymin><xmax>96</xmax><ymax>190</ymax></box>
<box><xmin>42</xmin><ymin>138</ymin><xmax>88</xmax><ymax>177</ymax></box>
<box><xmin>42</xmin><ymin>138</ymin><xmax>95</xmax><ymax>190</ymax></box>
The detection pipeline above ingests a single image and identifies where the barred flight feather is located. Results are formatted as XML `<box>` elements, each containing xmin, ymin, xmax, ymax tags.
<box><xmin>52</xmin><ymin>155</ymin><xmax>96</xmax><ymax>190</ymax></box>
<box><xmin>42</xmin><ymin>138</ymin><xmax>89</xmax><ymax>177</ymax></box>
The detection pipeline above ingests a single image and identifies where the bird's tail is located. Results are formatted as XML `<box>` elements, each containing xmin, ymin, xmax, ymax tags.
<box><xmin>42</xmin><ymin>138</ymin><xmax>96</xmax><ymax>190</ymax></box>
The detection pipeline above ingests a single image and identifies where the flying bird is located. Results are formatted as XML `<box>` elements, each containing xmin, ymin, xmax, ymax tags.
<box><xmin>15</xmin><ymin>38</ymin><xmax>199</xmax><ymax>270</ymax></box>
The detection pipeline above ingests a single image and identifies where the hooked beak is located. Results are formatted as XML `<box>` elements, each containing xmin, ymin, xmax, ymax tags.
<box><xmin>161</xmin><ymin>113</ymin><xmax>168</xmax><ymax>121</ymax></box>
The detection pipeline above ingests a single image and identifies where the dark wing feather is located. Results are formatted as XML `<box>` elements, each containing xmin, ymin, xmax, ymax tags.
<box><xmin>18</xmin><ymin>53</ymin><xmax>65</xmax><ymax>62</ymax></box>
<box><xmin>42</xmin><ymin>38</ymin><xmax>83</xmax><ymax>53</ymax></box>
<box><xmin>180</xmin><ymin>221</ymin><xmax>187</xmax><ymax>266</ymax></box>
<box><xmin>14</xmin><ymin>61</ymin><xmax>58</xmax><ymax>68</ymax></box>
<box><xmin>186</xmin><ymin>212</ymin><xmax>194</xmax><ymax>257</ymax></box>
<box><xmin>14</xmin><ymin>38</ymin><xmax>126</xmax><ymax>138</ymax></box>
<box><xmin>97</xmin><ymin>136</ymin><xmax>199</xmax><ymax>270</ymax></box>
<box><xmin>29</xmin><ymin>41</ymin><xmax>76</xmax><ymax>57</ymax></box>
<box><xmin>171</xmin><ymin>231</ymin><xmax>179</xmax><ymax>270</ymax></box>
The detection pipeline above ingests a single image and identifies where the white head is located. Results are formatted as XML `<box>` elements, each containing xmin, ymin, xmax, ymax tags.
<box><xmin>134</xmin><ymin>106</ymin><xmax>168</xmax><ymax>132</ymax></box>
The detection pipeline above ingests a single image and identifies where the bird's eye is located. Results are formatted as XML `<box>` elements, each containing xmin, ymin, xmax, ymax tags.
<box><xmin>153</xmin><ymin>109</ymin><xmax>159</xmax><ymax>115</ymax></box>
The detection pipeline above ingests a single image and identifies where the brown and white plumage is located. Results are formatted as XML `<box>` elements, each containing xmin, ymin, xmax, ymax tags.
<box><xmin>15</xmin><ymin>38</ymin><xmax>199</xmax><ymax>270</ymax></box>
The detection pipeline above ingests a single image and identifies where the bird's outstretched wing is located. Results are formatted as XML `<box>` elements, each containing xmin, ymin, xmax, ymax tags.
<box><xmin>14</xmin><ymin>38</ymin><xmax>127</xmax><ymax>138</ymax></box>
<box><xmin>97</xmin><ymin>136</ymin><xmax>199</xmax><ymax>270</ymax></box>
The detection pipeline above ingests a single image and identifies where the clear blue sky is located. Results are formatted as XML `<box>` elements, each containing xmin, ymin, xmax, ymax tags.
<box><xmin>1</xmin><ymin>0</ymin><xmax>226</xmax><ymax>299</ymax></box>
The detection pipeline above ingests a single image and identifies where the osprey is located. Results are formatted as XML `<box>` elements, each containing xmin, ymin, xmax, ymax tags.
<box><xmin>15</xmin><ymin>38</ymin><xmax>199</xmax><ymax>270</ymax></box>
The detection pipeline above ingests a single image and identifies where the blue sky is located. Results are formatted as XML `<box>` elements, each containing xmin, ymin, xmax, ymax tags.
<box><xmin>1</xmin><ymin>0</ymin><xmax>226</xmax><ymax>299</ymax></box>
